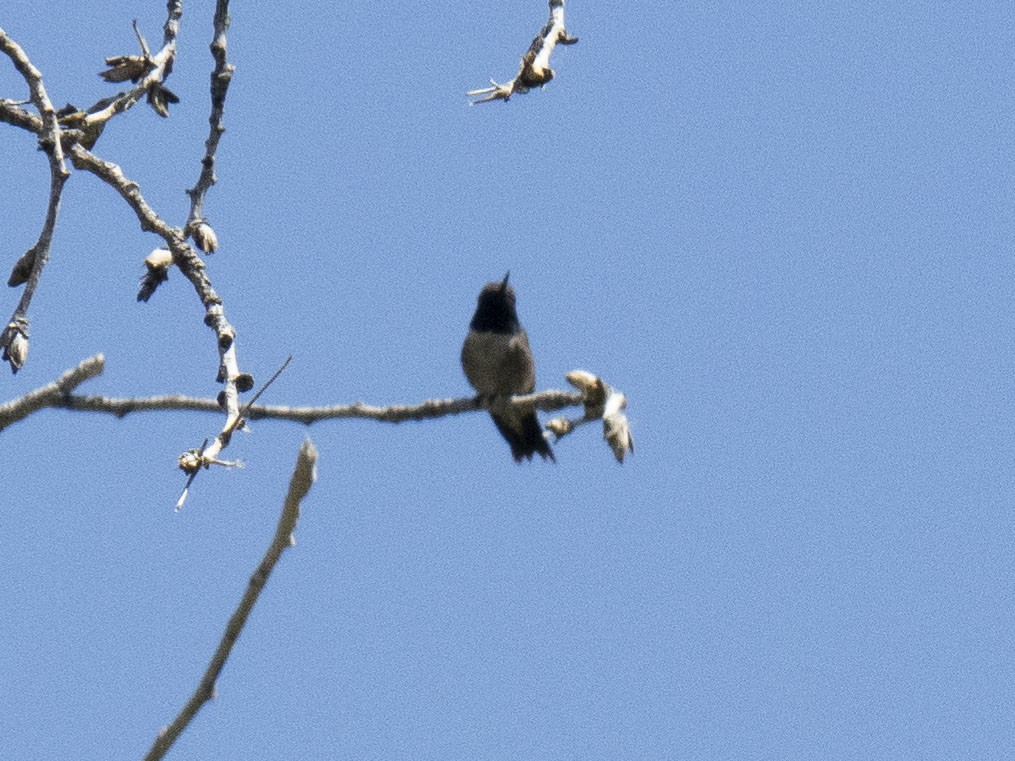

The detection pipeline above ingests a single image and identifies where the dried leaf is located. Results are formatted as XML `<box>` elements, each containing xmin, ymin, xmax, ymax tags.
<box><xmin>8</xmin><ymin>249</ymin><xmax>35</xmax><ymax>287</ymax></box>
<box><xmin>137</xmin><ymin>248</ymin><xmax>172</xmax><ymax>302</ymax></box>
<box><xmin>100</xmin><ymin>55</ymin><xmax>151</xmax><ymax>83</ymax></box>
<box><xmin>146</xmin><ymin>84</ymin><xmax>179</xmax><ymax>118</ymax></box>
<box><xmin>190</xmin><ymin>221</ymin><xmax>219</xmax><ymax>254</ymax></box>
<box><xmin>1</xmin><ymin>321</ymin><xmax>29</xmax><ymax>374</ymax></box>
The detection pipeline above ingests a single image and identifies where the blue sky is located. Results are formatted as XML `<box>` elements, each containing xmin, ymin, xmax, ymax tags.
<box><xmin>2</xmin><ymin>1</ymin><xmax>1013</xmax><ymax>759</ymax></box>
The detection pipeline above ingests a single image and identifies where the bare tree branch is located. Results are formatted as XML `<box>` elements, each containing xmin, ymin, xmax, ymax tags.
<box><xmin>143</xmin><ymin>438</ymin><xmax>318</xmax><ymax>761</ymax></box>
<box><xmin>0</xmin><ymin>25</ymin><xmax>70</xmax><ymax>372</ymax></box>
<box><xmin>0</xmin><ymin>97</ymin><xmax>43</xmax><ymax>133</ymax></box>
<box><xmin>467</xmin><ymin>0</ymin><xmax>578</xmax><ymax>104</ymax></box>
<box><xmin>64</xmin><ymin>143</ymin><xmax>247</xmax><ymax>488</ymax></box>
<box><xmin>0</xmin><ymin>360</ymin><xmax>582</xmax><ymax>431</ymax></box>
<box><xmin>62</xmin><ymin>388</ymin><xmax>582</xmax><ymax>423</ymax></box>
<box><xmin>0</xmin><ymin>354</ymin><xmax>105</xmax><ymax>429</ymax></box>
<box><xmin>185</xmin><ymin>0</ymin><xmax>234</xmax><ymax>236</ymax></box>
<box><xmin>0</xmin><ymin>356</ymin><xmax>634</xmax><ymax>464</ymax></box>
<box><xmin>4</xmin><ymin>3</ymin><xmax>182</xmax><ymax>143</ymax></box>
<box><xmin>0</xmin><ymin>98</ymin><xmax>99</xmax><ymax>153</ymax></box>
<box><xmin>86</xmin><ymin>2</ymin><xmax>183</xmax><ymax>125</ymax></box>
<box><xmin>546</xmin><ymin>370</ymin><xmax>634</xmax><ymax>463</ymax></box>
<box><xmin>175</xmin><ymin>355</ymin><xmax>289</xmax><ymax>511</ymax></box>
<box><xmin>2</xmin><ymin>3</ymin><xmax>247</xmax><ymax>484</ymax></box>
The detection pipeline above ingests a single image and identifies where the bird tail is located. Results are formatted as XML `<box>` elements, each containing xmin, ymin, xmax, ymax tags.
<box><xmin>491</xmin><ymin>411</ymin><xmax>555</xmax><ymax>462</ymax></box>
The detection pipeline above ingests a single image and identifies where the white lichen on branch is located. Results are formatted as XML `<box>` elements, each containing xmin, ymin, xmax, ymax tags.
<box><xmin>468</xmin><ymin>0</ymin><xmax>578</xmax><ymax>104</ymax></box>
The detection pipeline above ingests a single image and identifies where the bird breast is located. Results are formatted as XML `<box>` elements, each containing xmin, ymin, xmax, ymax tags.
<box><xmin>461</xmin><ymin>330</ymin><xmax>536</xmax><ymax>396</ymax></box>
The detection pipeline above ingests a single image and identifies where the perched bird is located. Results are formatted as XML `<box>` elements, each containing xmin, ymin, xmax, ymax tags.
<box><xmin>462</xmin><ymin>273</ymin><xmax>555</xmax><ymax>462</ymax></box>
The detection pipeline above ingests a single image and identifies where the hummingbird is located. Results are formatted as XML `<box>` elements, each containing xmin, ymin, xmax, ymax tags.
<box><xmin>461</xmin><ymin>273</ymin><xmax>555</xmax><ymax>462</ymax></box>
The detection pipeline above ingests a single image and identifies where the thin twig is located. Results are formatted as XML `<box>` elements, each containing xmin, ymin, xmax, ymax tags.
<box><xmin>66</xmin><ymin>143</ymin><xmax>246</xmax><ymax>475</ymax></box>
<box><xmin>2</xmin><ymin>4</ymin><xmax>251</xmax><ymax>481</ymax></box>
<box><xmin>237</xmin><ymin>356</ymin><xmax>292</xmax><ymax>424</ymax></box>
<box><xmin>545</xmin><ymin>370</ymin><xmax>634</xmax><ymax>462</ymax></box>
<box><xmin>0</xmin><ymin>357</ymin><xmax>630</xmax><ymax>462</ymax></box>
<box><xmin>80</xmin><ymin>2</ymin><xmax>248</xmax><ymax>491</ymax></box>
<box><xmin>84</xmin><ymin>1</ymin><xmax>182</xmax><ymax>126</ymax></box>
<box><xmin>0</xmin><ymin>97</ymin><xmax>45</xmax><ymax>134</ymax></box>
<box><xmin>49</xmin><ymin>389</ymin><xmax>582</xmax><ymax>424</ymax></box>
<box><xmin>174</xmin><ymin>356</ymin><xmax>293</xmax><ymax>511</ymax></box>
<box><xmin>144</xmin><ymin>439</ymin><xmax>318</xmax><ymax>761</ymax></box>
<box><xmin>3</xmin><ymin>4</ymin><xmax>180</xmax><ymax>135</ymax></box>
<box><xmin>185</xmin><ymin>0</ymin><xmax>234</xmax><ymax>231</ymax></box>
<box><xmin>0</xmin><ymin>354</ymin><xmax>105</xmax><ymax>429</ymax></box>
<box><xmin>67</xmin><ymin>143</ymin><xmax>240</xmax><ymax>388</ymax></box>
<box><xmin>132</xmin><ymin>19</ymin><xmax>151</xmax><ymax>58</ymax></box>
<box><xmin>0</xmin><ymin>353</ymin><xmax>584</xmax><ymax>431</ymax></box>
<box><xmin>0</xmin><ymin>26</ymin><xmax>71</xmax><ymax>372</ymax></box>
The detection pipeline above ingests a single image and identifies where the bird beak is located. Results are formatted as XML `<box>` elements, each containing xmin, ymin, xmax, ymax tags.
<box><xmin>500</xmin><ymin>271</ymin><xmax>510</xmax><ymax>291</ymax></box>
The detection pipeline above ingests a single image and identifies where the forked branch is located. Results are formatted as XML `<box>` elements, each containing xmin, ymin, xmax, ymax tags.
<box><xmin>0</xmin><ymin>26</ymin><xmax>70</xmax><ymax>373</ymax></box>
<box><xmin>468</xmin><ymin>0</ymin><xmax>578</xmax><ymax>104</ymax></box>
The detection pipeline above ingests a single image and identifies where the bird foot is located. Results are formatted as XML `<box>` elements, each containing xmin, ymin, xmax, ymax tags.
<box><xmin>473</xmin><ymin>393</ymin><xmax>499</xmax><ymax>409</ymax></box>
